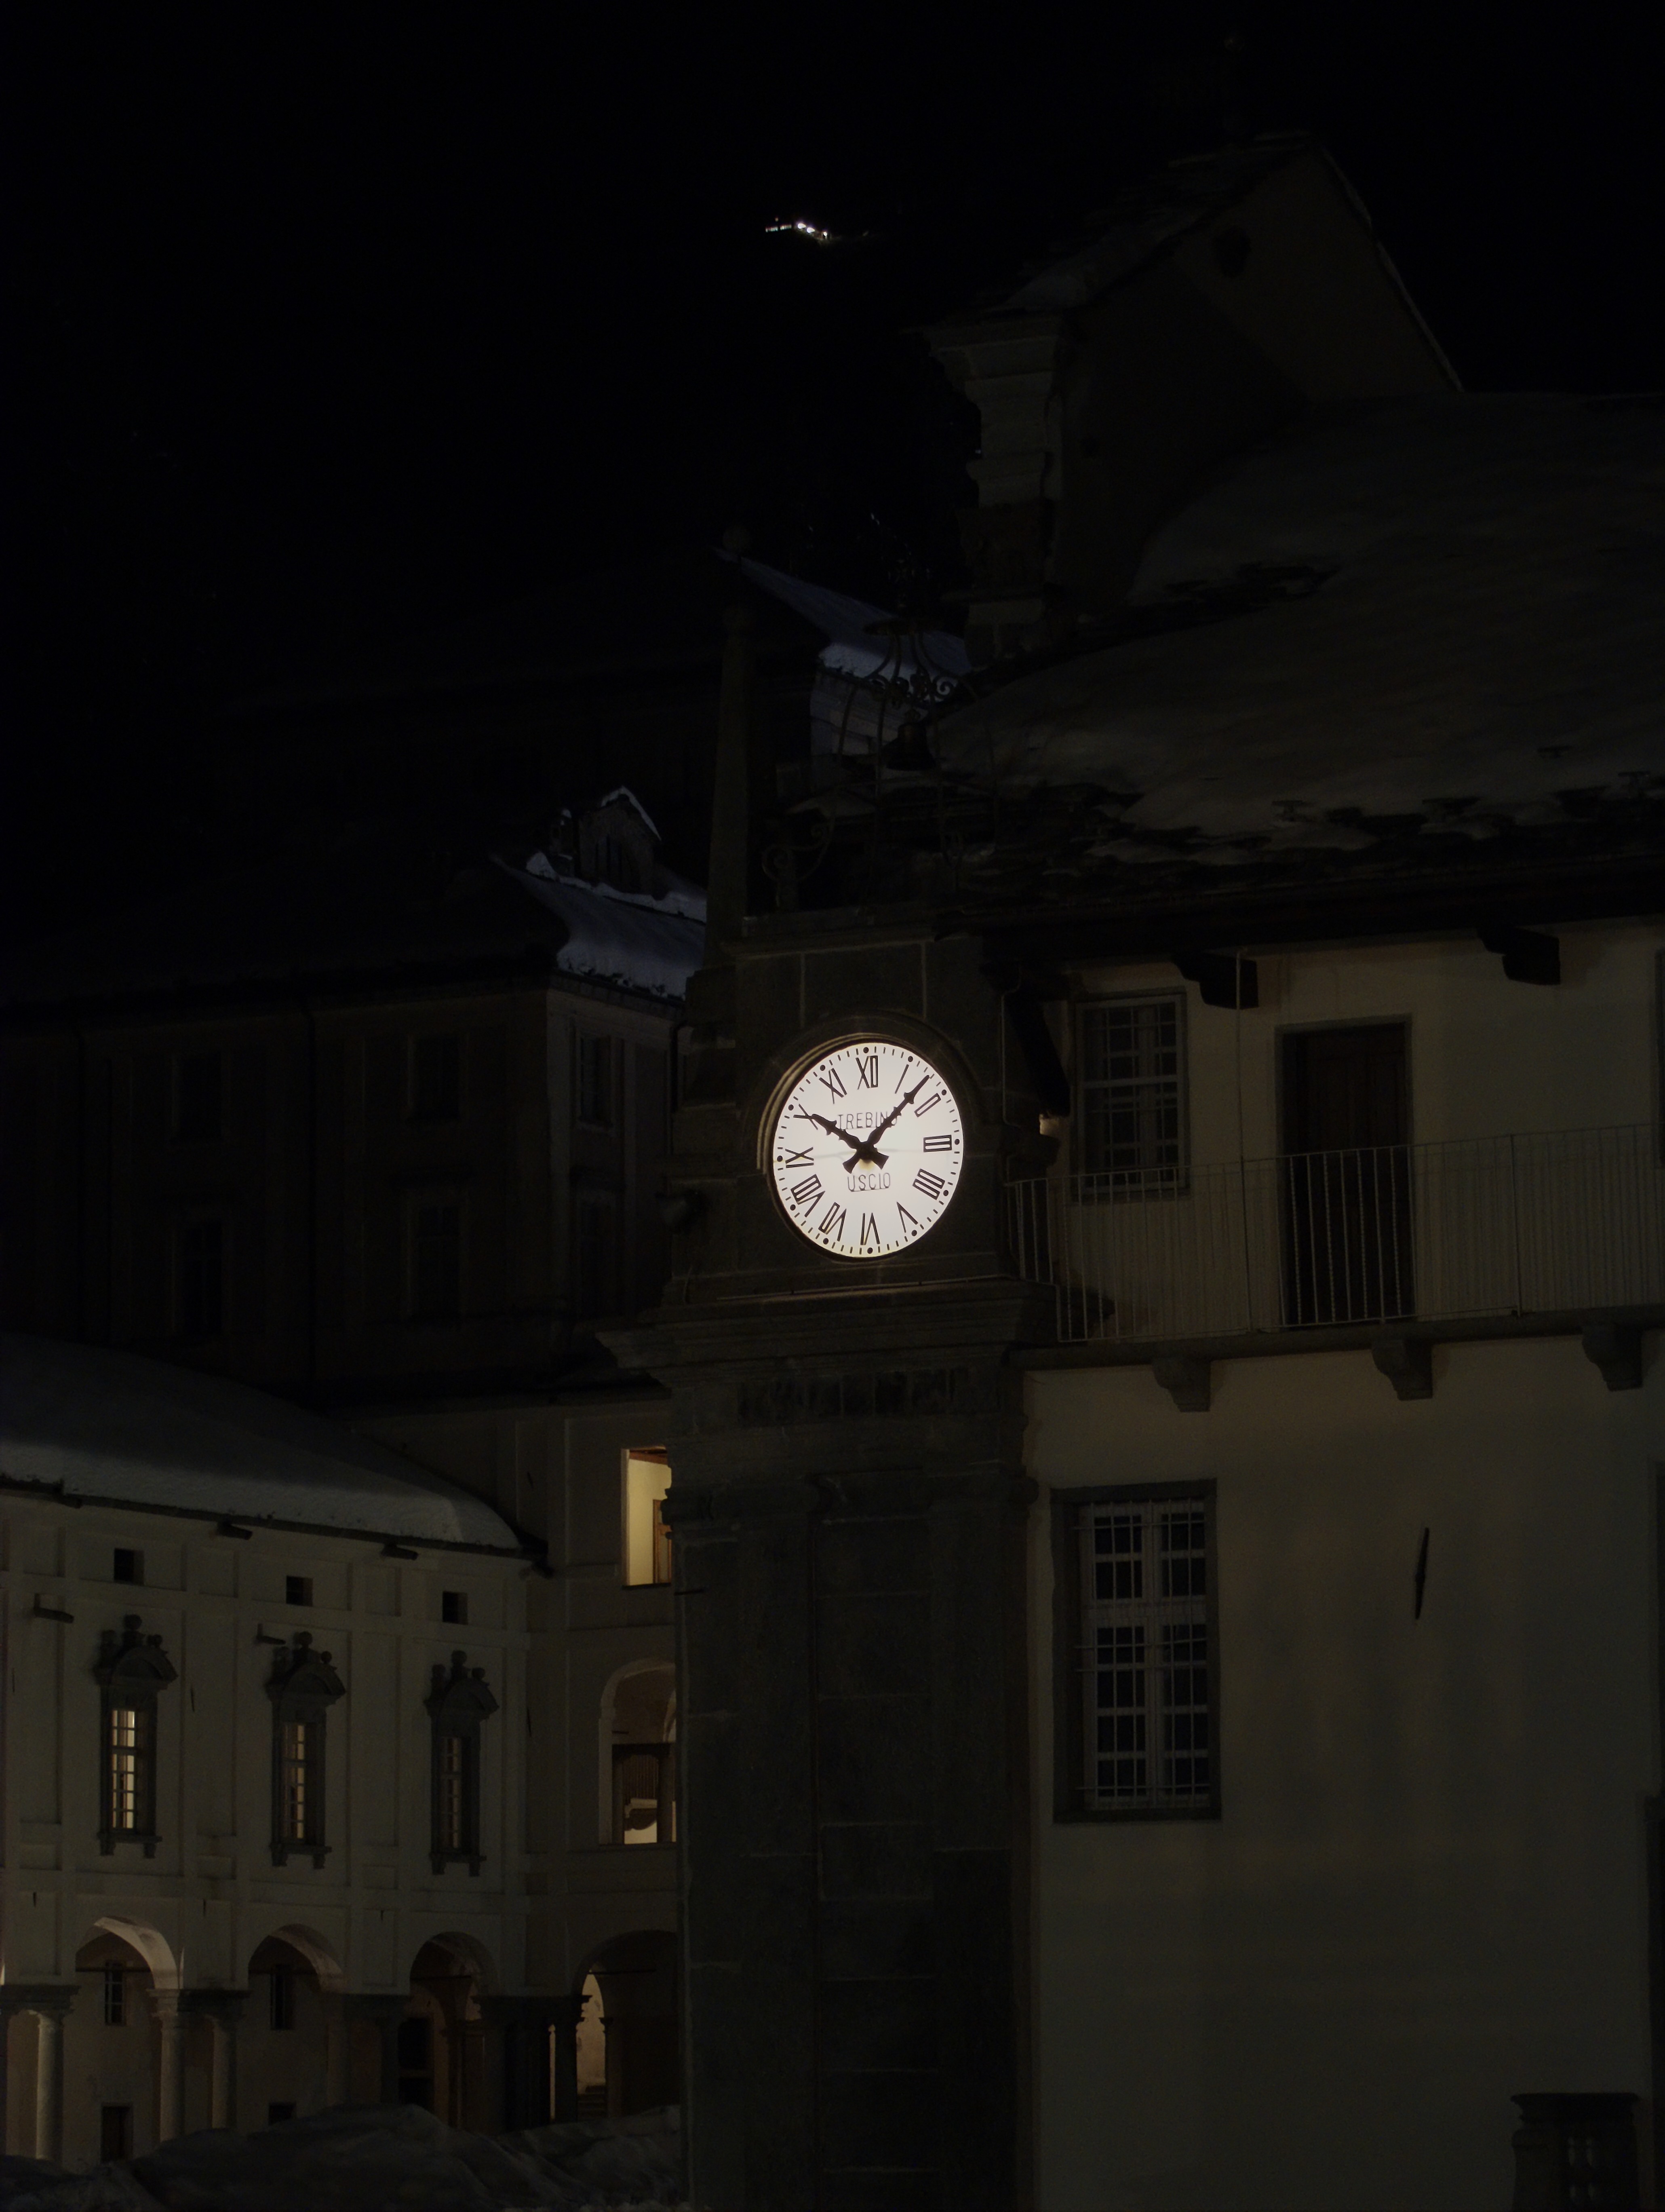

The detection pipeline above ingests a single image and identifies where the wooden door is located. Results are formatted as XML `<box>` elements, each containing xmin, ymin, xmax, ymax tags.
<box><xmin>1281</xmin><ymin>1025</ymin><xmax>1412</xmax><ymax>1323</ymax></box>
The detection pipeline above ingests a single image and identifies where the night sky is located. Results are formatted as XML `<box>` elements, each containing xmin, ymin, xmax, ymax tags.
<box><xmin>11</xmin><ymin>9</ymin><xmax>1665</xmax><ymax>940</ymax></box>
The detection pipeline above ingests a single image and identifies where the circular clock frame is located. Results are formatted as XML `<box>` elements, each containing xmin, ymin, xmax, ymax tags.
<box><xmin>764</xmin><ymin>1036</ymin><xmax>967</xmax><ymax>1260</ymax></box>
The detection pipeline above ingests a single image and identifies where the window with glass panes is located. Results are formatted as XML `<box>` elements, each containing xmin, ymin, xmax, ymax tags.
<box><xmin>107</xmin><ymin>1705</ymin><xmax>150</xmax><ymax>1834</ymax></box>
<box><xmin>1077</xmin><ymin>996</ymin><xmax>1187</xmax><ymax>1188</ymax></box>
<box><xmin>1057</xmin><ymin>1486</ymin><xmax>1217</xmax><ymax>1817</ymax></box>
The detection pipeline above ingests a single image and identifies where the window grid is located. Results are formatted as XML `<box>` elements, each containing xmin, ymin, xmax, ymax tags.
<box><xmin>279</xmin><ymin>1720</ymin><xmax>313</xmax><ymax>1844</ymax></box>
<box><xmin>102</xmin><ymin>1965</ymin><xmax>126</xmax><ymax>2026</ymax></box>
<box><xmin>1080</xmin><ymin>1499</ymin><xmax>1213</xmax><ymax>1813</ymax></box>
<box><xmin>107</xmin><ymin>1706</ymin><xmax>147</xmax><ymax>1833</ymax></box>
<box><xmin>1077</xmin><ymin>996</ymin><xmax>1187</xmax><ymax>1190</ymax></box>
<box><xmin>439</xmin><ymin>1734</ymin><xmax>468</xmax><ymax>1854</ymax></box>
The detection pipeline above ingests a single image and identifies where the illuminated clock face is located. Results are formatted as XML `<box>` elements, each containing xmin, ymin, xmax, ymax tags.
<box><xmin>768</xmin><ymin>1041</ymin><xmax>966</xmax><ymax>1258</ymax></box>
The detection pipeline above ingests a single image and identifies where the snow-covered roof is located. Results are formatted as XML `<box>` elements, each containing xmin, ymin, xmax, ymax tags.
<box><xmin>0</xmin><ymin>1334</ymin><xmax>521</xmax><ymax>1549</ymax></box>
<box><xmin>502</xmin><ymin>862</ymin><xmax>704</xmax><ymax>999</ymax></box>
<box><xmin>929</xmin><ymin>397</ymin><xmax>1665</xmax><ymax>907</ymax></box>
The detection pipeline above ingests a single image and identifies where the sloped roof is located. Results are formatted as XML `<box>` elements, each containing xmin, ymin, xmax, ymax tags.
<box><xmin>0</xmin><ymin>1334</ymin><xmax>520</xmax><ymax>1548</ymax></box>
<box><xmin>927</xmin><ymin>396</ymin><xmax>1665</xmax><ymax>917</ymax></box>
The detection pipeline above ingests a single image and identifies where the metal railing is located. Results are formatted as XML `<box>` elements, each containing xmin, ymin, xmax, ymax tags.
<box><xmin>1007</xmin><ymin>1125</ymin><xmax>1665</xmax><ymax>1344</ymax></box>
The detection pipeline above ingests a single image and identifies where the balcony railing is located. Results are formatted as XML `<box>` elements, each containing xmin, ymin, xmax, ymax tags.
<box><xmin>1007</xmin><ymin>1124</ymin><xmax>1665</xmax><ymax>1345</ymax></box>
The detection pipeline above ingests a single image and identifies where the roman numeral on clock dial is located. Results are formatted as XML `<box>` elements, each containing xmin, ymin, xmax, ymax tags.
<box><xmin>769</xmin><ymin>1041</ymin><xmax>966</xmax><ymax>1260</ymax></box>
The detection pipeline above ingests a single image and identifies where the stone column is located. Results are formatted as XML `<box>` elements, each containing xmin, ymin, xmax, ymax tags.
<box><xmin>549</xmin><ymin>1994</ymin><xmax>583</xmax><ymax>2123</ymax></box>
<box><xmin>341</xmin><ymin>1996</ymin><xmax>406</xmax><ymax>2106</ymax></box>
<box><xmin>0</xmin><ymin>1990</ymin><xmax>78</xmax><ymax>2163</ymax></box>
<box><xmin>31</xmin><ymin>1991</ymin><xmax>78</xmax><ymax>2164</ymax></box>
<box><xmin>181</xmin><ymin>1992</ymin><xmax>247</xmax><ymax>2131</ymax></box>
<box><xmin>321</xmin><ymin>1992</ymin><xmax>349</xmax><ymax>2109</ymax></box>
<box><xmin>150</xmin><ymin>1990</ymin><xmax>188</xmax><ymax>2144</ymax></box>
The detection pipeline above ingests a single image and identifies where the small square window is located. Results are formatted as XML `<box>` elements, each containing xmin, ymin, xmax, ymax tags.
<box><xmin>268</xmin><ymin>2102</ymin><xmax>297</xmax><ymax>2125</ymax></box>
<box><xmin>285</xmin><ymin>1575</ymin><xmax>313</xmax><ymax>1607</ymax></box>
<box><xmin>173</xmin><ymin>1052</ymin><xmax>223</xmax><ymax>1143</ymax></box>
<box><xmin>411</xmin><ymin>1035</ymin><xmax>462</xmax><ymax>1123</ymax></box>
<box><xmin>113</xmin><ymin>1548</ymin><xmax>143</xmax><ymax>1586</ymax></box>
<box><xmin>441</xmin><ymin>1589</ymin><xmax>468</xmax><ymax>1626</ymax></box>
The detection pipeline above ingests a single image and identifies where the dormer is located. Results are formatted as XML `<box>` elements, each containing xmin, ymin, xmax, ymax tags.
<box><xmin>929</xmin><ymin>135</ymin><xmax>1457</xmax><ymax>661</ymax></box>
<box><xmin>565</xmin><ymin>787</ymin><xmax>661</xmax><ymax>895</ymax></box>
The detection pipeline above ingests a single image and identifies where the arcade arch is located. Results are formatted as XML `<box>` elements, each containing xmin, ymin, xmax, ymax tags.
<box><xmin>599</xmin><ymin>1661</ymin><xmax>676</xmax><ymax>1847</ymax></box>
<box><xmin>400</xmin><ymin>1933</ymin><xmax>497</xmax><ymax>2129</ymax></box>
<box><xmin>575</xmin><ymin>1929</ymin><xmax>678</xmax><ymax>2117</ymax></box>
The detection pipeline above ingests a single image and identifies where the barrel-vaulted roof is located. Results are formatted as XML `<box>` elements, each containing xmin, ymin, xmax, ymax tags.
<box><xmin>0</xmin><ymin>1333</ymin><xmax>521</xmax><ymax>1549</ymax></box>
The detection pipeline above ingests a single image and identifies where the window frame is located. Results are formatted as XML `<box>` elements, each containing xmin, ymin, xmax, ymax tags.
<box><xmin>1052</xmin><ymin>1480</ymin><xmax>1220</xmax><ymax>1823</ymax></box>
<box><xmin>406</xmin><ymin>1189</ymin><xmax>464</xmax><ymax>1321</ymax></box>
<box><xmin>1072</xmin><ymin>991</ymin><xmax>1190</xmax><ymax>1195</ymax></box>
<box><xmin>425</xmin><ymin>1650</ymin><xmax>498</xmax><ymax>1875</ymax></box>
<box><xmin>575</xmin><ymin>1032</ymin><xmax>616</xmax><ymax>1130</ymax></box>
<box><xmin>94</xmin><ymin>1615</ymin><xmax>177</xmax><ymax>1857</ymax></box>
<box><xmin>265</xmin><ymin>1632</ymin><xmax>345</xmax><ymax>1868</ymax></box>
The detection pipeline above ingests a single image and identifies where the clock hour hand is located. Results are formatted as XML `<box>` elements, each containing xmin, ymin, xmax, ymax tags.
<box><xmin>804</xmin><ymin>1110</ymin><xmax>886</xmax><ymax>1168</ymax></box>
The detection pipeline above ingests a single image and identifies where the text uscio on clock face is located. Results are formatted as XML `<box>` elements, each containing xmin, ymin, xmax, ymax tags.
<box><xmin>769</xmin><ymin>1042</ymin><xmax>965</xmax><ymax>1258</ymax></box>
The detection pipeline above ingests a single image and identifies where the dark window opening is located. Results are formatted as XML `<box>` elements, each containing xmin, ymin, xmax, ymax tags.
<box><xmin>267</xmin><ymin>2102</ymin><xmax>297</xmax><ymax>2126</ymax></box>
<box><xmin>101</xmin><ymin>2107</ymin><xmax>133</xmax><ymax>2163</ymax></box>
<box><xmin>577</xmin><ymin>1034</ymin><xmax>614</xmax><ymax>1127</ymax></box>
<box><xmin>113</xmin><ymin>1548</ymin><xmax>142</xmax><ymax>1586</ymax></box>
<box><xmin>1077</xmin><ymin>997</ymin><xmax>1187</xmax><ymax>1190</ymax></box>
<box><xmin>102</xmin><ymin>1965</ymin><xmax>126</xmax><ymax>2026</ymax></box>
<box><xmin>270</xmin><ymin>1966</ymin><xmax>295</xmax><ymax>2031</ymax></box>
<box><xmin>575</xmin><ymin>1198</ymin><xmax>614</xmax><ymax>1318</ymax></box>
<box><xmin>411</xmin><ymin>1035</ymin><xmax>462</xmax><ymax>1123</ymax></box>
<box><xmin>177</xmin><ymin>1218</ymin><xmax>225</xmax><ymax>1338</ymax></box>
<box><xmin>1281</xmin><ymin>1024</ymin><xmax>1412</xmax><ymax>1325</ymax></box>
<box><xmin>173</xmin><ymin>1052</ymin><xmax>222</xmax><ymax>1143</ymax></box>
<box><xmin>441</xmin><ymin>1589</ymin><xmax>467</xmax><ymax>1626</ymax></box>
<box><xmin>285</xmin><ymin>1576</ymin><xmax>313</xmax><ymax>1608</ymax></box>
<box><xmin>397</xmin><ymin>2014</ymin><xmax>433</xmax><ymax>2107</ymax></box>
<box><xmin>411</xmin><ymin>1201</ymin><xmax>461</xmax><ymax>1320</ymax></box>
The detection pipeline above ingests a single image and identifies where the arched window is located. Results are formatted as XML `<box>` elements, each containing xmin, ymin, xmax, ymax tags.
<box><xmin>604</xmin><ymin>1665</ymin><xmax>676</xmax><ymax>1846</ymax></box>
<box><xmin>265</xmin><ymin>1633</ymin><xmax>345</xmax><ymax>1868</ymax></box>
<box><xmin>94</xmin><ymin>1616</ymin><xmax>176</xmax><ymax>1856</ymax></box>
<box><xmin>426</xmin><ymin>1652</ymin><xmax>498</xmax><ymax>1875</ymax></box>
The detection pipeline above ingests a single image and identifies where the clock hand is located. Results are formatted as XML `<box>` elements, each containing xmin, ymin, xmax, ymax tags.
<box><xmin>805</xmin><ymin>1110</ymin><xmax>887</xmax><ymax>1167</ymax></box>
<box><xmin>867</xmin><ymin>1070</ymin><xmax>932</xmax><ymax>1145</ymax></box>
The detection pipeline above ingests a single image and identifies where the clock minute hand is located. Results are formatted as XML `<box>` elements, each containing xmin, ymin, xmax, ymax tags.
<box><xmin>806</xmin><ymin>1110</ymin><xmax>887</xmax><ymax>1167</ymax></box>
<box><xmin>868</xmin><ymin>1070</ymin><xmax>931</xmax><ymax>1146</ymax></box>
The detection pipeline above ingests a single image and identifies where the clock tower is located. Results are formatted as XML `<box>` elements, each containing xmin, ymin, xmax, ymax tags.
<box><xmin>608</xmin><ymin>604</ymin><xmax>1054</xmax><ymax>2210</ymax></box>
